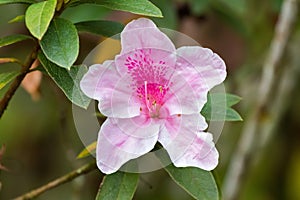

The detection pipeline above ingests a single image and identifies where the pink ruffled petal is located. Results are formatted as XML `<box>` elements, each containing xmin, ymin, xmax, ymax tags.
<box><xmin>159</xmin><ymin>114</ymin><xmax>218</xmax><ymax>171</ymax></box>
<box><xmin>176</xmin><ymin>46</ymin><xmax>227</xmax><ymax>91</ymax></box>
<box><xmin>80</xmin><ymin>61</ymin><xmax>140</xmax><ymax>118</ymax></box>
<box><xmin>116</xmin><ymin>18</ymin><xmax>176</xmax><ymax>75</ymax></box>
<box><xmin>162</xmin><ymin>72</ymin><xmax>203</xmax><ymax>115</ymax></box>
<box><xmin>120</xmin><ymin>18</ymin><xmax>175</xmax><ymax>56</ymax></box>
<box><xmin>80</xmin><ymin>61</ymin><xmax>117</xmax><ymax>99</ymax></box>
<box><xmin>158</xmin><ymin>113</ymin><xmax>208</xmax><ymax>145</ymax></box>
<box><xmin>171</xmin><ymin>132</ymin><xmax>219</xmax><ymax>170</ymax></box>
<box><xmin>163</xmin><ymin>46</ymin><xmax>226</xmax><ymax>115</ymax></box>
<box><xmin>96</xmin><ymin>116</ymin><xmax>160</xmax><ymax>174</ymax></box>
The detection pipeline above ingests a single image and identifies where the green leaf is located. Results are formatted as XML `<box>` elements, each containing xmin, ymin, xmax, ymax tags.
<box><xmin>157</xmin><ymin>149</ymin><xmax>219</xmax><ymax>200</ymax></box>
<box><xmin>208</xmin><ymin>93</ymin><xmax>241</xmax><ymax>107</ymax></box>
<box><xmin>164</xmin><ymin>164</ymin><xmax>219</xmax><ymax>200</ymax></box>
<box><xmin>0</xmin><ymin>34</ymin><xmax>32</xmax><ymax>48</ymax></box>
<box><xmin>96</xmin><ymin>171</ymin><xmax>139</xmax><ymax>200</ymax></box>
<box><xmin>38</xmin><ymin>52</ymin><xmax>90</xmax><ymax>109</ymax></box>
<box><xmin>222</xmin><ymin>108</ymin><xmax>243</xmax><ymax>121</ymax></box>
<box><xmin>8</xmin><ymin>15</ymin><xmax>25</xmax><ymax>23</ymax></box>
<box><xmin>76</xmin><ymin>141</ymin><xmax>96</xmax><ymax>159</ymax></box>
<box><xmin>0</xmin><ymin>0</ymin><xmax>36</xmax><ymax>5</ymax></box>
<box><xmin>99</xmin><ymin>0</ymin><xmax>162</xmax><ymax>17</ymax></box>
<box><xmin>201</xmin><ymin>106</ymin><xmax>243</xmax><ymax>121</ymax></box>
<box><xmin>61</xmin><ymin>4</ymin><xmax>111</xmax><ymax>24</ymax></box>
<box><xmin>201</xmin><ymin>93</ymin><xmax>242</xmax><ymax>121</ymax></box>
<box><xmin>0</xmin><ymin>71</ymin><xmax>19</xmax><ymax>90</ymax></box>
<box><xmin>75</xmin><ymin>20</ymin><xmax>124</xmax><ymax>37</ymax></box>
<box><xmin>25</xmin><ymin>0</ymin><xmax>57</xmax><ymax>40</ymax></box>
<box><xmin>77</xmin><ymin>0</ymin><xmax>162</xmax><ymax>17</ymax></box>
<box><xmin>40</xmin><ymin>17</ymin><xmax>79</xmax><ymax>69</ymax></box>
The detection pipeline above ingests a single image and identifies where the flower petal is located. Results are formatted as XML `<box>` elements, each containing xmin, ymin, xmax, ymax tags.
<box><xmin>96</xmin><ymin>116</ymin><xmax>159</xmax><ymax>174</ymax></box>
<box><xmin>172</xmin><ymin>132</ymin><xmax>219</xmax><ymax>170</ymax></box>
<box><xmin>163</xmin><ymin>46</ymin><xmax>227</xmax><ymax>115</ymax></box>
<box><xmin>158</xmin><ymin>113</ymin><xmax>208</xmax><ymax>145</ymax></box>
<box><xmin>80</xmin><ymin>61</ymin><xmax>117</xmax><ymax>99</ymax></box>
<box><xmin>120</xmin><ymin>18</ymin><xmax>175</xmax><ymax>56</ymax></box>
<box><xmin>176</xmin><ymin>46</ymin><xmax>227</xmax><ymax>91</ymax></box>
<box><xmin>80</xmin><ymin>61</ymin><xmax>140</xmax><ymax>118</ymax></box>
<box><xmin>116</xmin><ymin>18</ymin><xmax>176</xmax><ymax>75</ymax></box>
<box><xmin>162</xmin><ymin>72</ymin><xmax>203</xmax><ymax>115</ymax></box>
<box><xmin>159</xmin><ymin>114</ymin><xmax>218</xmax><ymax>170</ymax></box>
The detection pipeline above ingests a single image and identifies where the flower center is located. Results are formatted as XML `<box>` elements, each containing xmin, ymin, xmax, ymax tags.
<box><xmin>125</xmin><ymin>49</ymin><xmax>170</xmax><ymax>118</ymax></box>
<box><xmin>139</xmin><ymin>81</ymin><xmax>168</xmax><ymax>117</ymax></box>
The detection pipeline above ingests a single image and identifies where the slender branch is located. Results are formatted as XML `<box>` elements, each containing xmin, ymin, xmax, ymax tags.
<box><xmin>14</xmin><ymin>161</ymin><xmax>97</xmax><ymax>200</ymax></box>
<box><xmin>259</xmin><ymin>0</ymin><xmax>298</xmax><ymax>104</ymax></box>
<box><xmin>0</xmin><ymin>58</ymin><xmax>23</xmax><ymax>65</ymax></box>
<box><xmin>0</xmin><ymin>45</ymin><xmax>39</xmax><ymax>118</ymax></box>
<box><xmin>223</xmin><ymin>0</ymin><xmax>298</xmax><ymax>200</ymax></box>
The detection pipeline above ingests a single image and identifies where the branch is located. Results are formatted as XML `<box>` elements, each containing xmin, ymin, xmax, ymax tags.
<box><xmin>259</xmin><ymin>0</ymin><xmax>298</xmax><ymax>104</ymax></box>
<box><xmin>14</xmin><ymin>161</ymin><xmax>97</xmax><ymax>200</ymax></box>
<box><xmin>0</xmin><ymin>45</ymin><xmax>39</xmax><ymax>118</ymax></box>
<box><xmin>223</xmin><ymin>0</ymin><xmax>298</xmax><ymax>199</ymax></box>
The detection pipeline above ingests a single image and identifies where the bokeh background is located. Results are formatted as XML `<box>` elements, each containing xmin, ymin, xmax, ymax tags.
<box><xmin>1</xmin><ymin>0</ymin><xmax>300</xmax><ymax>199</ymax></box>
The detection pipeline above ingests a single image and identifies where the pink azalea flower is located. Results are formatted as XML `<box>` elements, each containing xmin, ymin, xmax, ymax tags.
<box><xmin>80</xmin><ymin>18</ymin><xmax>226</xmax><ymax>174</ymax></box>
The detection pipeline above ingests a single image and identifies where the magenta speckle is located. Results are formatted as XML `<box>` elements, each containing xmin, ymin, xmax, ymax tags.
<box><xmin>125</xmin><ymin>49</ymin><xmax>171</xmax><ymax>118</ymax></box>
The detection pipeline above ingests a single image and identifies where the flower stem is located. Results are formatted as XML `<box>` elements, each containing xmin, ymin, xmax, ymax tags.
<box><xmin>0</xmin><ymin>45</ymin><xmax>39</xmax><ymax>119</ymax></box>
<box><xmin>13</xmin><ymin>161</ymin><xmax>97</xmax><ymax>200</ymax></box>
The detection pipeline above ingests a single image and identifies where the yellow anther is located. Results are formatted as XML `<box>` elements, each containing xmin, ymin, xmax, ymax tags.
<box><xmin>159</xmin><ymin>85</ymin><xmax>163</xmax><ymax>93</ymax></box>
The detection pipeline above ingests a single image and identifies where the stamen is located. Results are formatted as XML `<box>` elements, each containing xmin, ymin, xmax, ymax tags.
<box><xmin>159</xmin><ymin>85</ymin><xmax>163</xmax><ymax>93</ymax></box>
<box><xmin>144</xmin><ymin>81</ymin><xmax>151</xmax><ymax>111</ymax></box>
<box><xmin>144</xmin><ymin>81</ymin><xmax>148</xmax><ymax>100</ymax></box>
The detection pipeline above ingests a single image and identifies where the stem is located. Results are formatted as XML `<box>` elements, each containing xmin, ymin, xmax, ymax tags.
<box><xmin>13</xmin><ymin>161</ymin><xmax>97</xmax><ymax>200</ymax></box>
<box><xmin>223</xmin><ymin>0</ymin><xmax>298</xmax><ymax>199</ymax></box>
<box><xmin>0</xmin><ymin>45</ymin><xmax>39</xmax><ymax>118</ymax></box>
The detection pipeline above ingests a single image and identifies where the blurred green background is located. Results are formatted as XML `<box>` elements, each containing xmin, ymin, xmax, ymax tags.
<box><xmin>1</xmin><ymin>0</ymin><xmax>300</xmax><ymax>199</ymax></box>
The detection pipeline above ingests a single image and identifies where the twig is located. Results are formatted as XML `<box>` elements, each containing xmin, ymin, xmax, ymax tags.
<box><xmin>259</xmin><ymin>0</ymin><xmax>298</xmax><ymax>104</ymax></box>
<box><xmin>222</xmin><ymin>0</ymin><xmax>298</xmax><ymax>199</ymax></box>
<box><xmin>13</xmin><ymin>161</ymin><xmax>97</xmax><ymax>200</ymax></box>
<box><xmin>0</xmin><ymin>45</ymin><xmax>39</xmax><ymax>118</ymax></box>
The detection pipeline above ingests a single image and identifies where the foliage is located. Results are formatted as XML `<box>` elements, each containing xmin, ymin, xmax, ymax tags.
<box><xmin>40</xmin><ymin>17</ymin><xmax>79</xmax><ymax>69</ymax></box>
<box><xmin>25</xmin><ymin>0</ymin><xmax>56</xmax><ymax>39</ymax></box>
<box><xmin>75</xmin><ymin>20</ymin><xmax>124</xmax><ymax>37</ymax></box>
<box><xmin>38</xmin><ymin>52</ymin><xmax>90</xmax><ymax>108</ymax></box>
<box><xmin>201</xmin><ymin>93</ymin><xmax>242</xmax><ymax>121</ymax></box>
<box><xmin>95</xmin><ymin>171</ymin><xmax>139</xmax><ymax>200</ymax></box>
<box><xmin>158</xmin><ymin>149</ymin><xmax>220</xmax><ymax>200</ymax></box>
<box><xmin>0</xmin><ymin>71</ymin><xmax>19</xmax><ymax>90</ymax></box>
<box><xmin>0</xmin><ymin>34</ymin><xmax>32</xmax><ymax>47</ymax></box>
